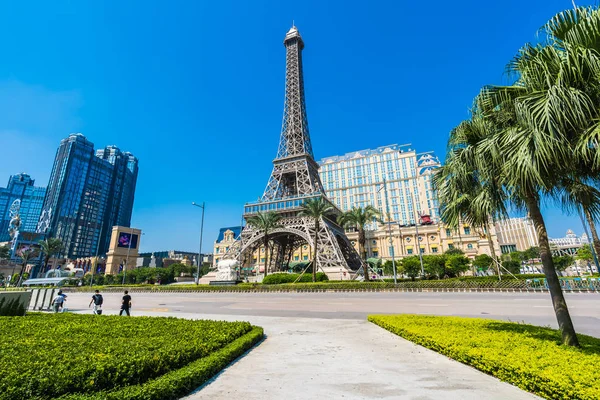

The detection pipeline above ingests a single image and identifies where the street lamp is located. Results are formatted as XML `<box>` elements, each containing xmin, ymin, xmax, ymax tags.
<box><xmin>409</xmin><ymin>175</ymin><xmax>425</xmax><ymax>277</ymax></box>
<box><xmin>90</xmin><ymin>219</ymin><xmax>105</xmax><ymax>287</ymax></box>
<box><xmin>192</xmin><ymin>202</ymin><xmax>206</xmax><ymax>285</ymax></box>
<box><xmin>378</xmin><ymin>178</ymin><xmax>397</xmax><ymax>284</ymax></box>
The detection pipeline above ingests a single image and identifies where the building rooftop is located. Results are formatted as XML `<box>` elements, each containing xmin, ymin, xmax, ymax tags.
<box><xmin>216</xmin><ymin>226</ymin><xmax>242</xmax><ymax>242</ymax></box>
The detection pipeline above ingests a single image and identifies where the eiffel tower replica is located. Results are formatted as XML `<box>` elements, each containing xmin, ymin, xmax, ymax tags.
<box><xmin>210</xmin><ymin>25</ymin><xmax>363</xmax><ymax>280</ymax></box>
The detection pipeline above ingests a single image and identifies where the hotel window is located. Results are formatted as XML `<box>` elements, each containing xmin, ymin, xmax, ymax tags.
<box><xmin>464</xmin><ymin>227</ymin><xmax>471</xmax><ymax>235</ymax></box>
<box><xmin>467</xmin><ymin>243</ymin><xmax>474</xmax><ymax>249</ymax></box>
<box><xmin>446</xmin><ymin>229</ymin><xmax>451</xmax><ymax>237</ymax></box>
<box><xmin>407</xmin><ymin>249</ymin><xmax>413</xmax><ymax>255</ymax></box>
<box><xmin>432</xmin><ymin>247</ymin><xmax>438</xmax><ymax>253</ymax></box>
<box><xmin>303</xmin><ymin>255</ymin><xmax>308</xmax><ymax>260</ymax></box>
<box><xmin>448</xmin><ymin>244</ymin><xmax>454</xmax><ymax>249</ymax></box>
<box><xmin>260</xmin><ymin>258</ymin><xmax>265</xmax><ymax>262</ymax></box>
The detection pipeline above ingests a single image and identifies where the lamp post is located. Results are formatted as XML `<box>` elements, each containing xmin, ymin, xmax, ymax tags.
<box><xmin>578</xmin><ymin>207</ymin><xmax>600</xmax><ymax>273</ymax></box>
<box><xmin>409</xmin><ymin>175</ymin><xmax>425</xmax><ymax>277</ymax></box>
<box><xmin>90</xmin><ymin>219</ymin><xmax>105</xmax><ymax>287</ymax></box>
<box><xmin>192</xmin><ymin>202</ymin><xmax>205</xmax><ymax>285</ymax></box>
<box><xmin>378</xmin><ymin>178</ymin><xmax>397</xmax><ymax>284</ymax></box>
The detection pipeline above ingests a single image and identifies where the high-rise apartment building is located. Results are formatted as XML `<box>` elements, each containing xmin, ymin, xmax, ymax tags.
<box><xmin>0</xmin><ymin>173</ymin><xmax>46</xmax><ymax>241</ymax></box>
<box><xmin>318</xmin><ymin>144</ymin><xmax>499</xmax><ymax>259</ymax></box>
<box><xmin>494</xmin><ymin>217</ymin><xmax>538</xmax><ymax>253</ymax></box>
<box><xmin>319</xmin><ymin>144</ymin><xmax>440</xmax><ymax>224</ymax></box>
<box><xmin>37</xmin><ymin>133</ymin><xmax>138</xmax><ymax>259</ymax></box>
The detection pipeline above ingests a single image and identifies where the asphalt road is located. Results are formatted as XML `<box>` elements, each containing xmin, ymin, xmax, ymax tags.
<box><xmin>65</xmin><ymin>291</ymin><xmax>600</xmax><ymax>337</ymax></box>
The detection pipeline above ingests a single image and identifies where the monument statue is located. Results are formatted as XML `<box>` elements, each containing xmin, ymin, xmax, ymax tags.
<box><xmin>8</xmin><ymin>200</ymin><xmax>22</xmax><ymax>258</ymax></box>
<box><xmin>216</xmin><ymin>259</ymin><xmax>238</xmax><ymax>281</ymax></box>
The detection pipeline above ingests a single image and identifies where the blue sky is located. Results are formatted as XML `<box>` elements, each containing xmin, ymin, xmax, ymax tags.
<box><xmin>0</xmin><ymin>0</ymin><xmax>594</xmax><ymax>253</ymax></box>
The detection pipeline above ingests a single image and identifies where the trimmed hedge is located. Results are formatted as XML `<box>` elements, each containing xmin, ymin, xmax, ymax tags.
<box><xmin>56</xmin><ymin>327</ymin><xmax>264</xmax><ymax>400</ymax></box>
<box><xmin>368</xmin><ymin>314</ymin><xmax>600</xmax><ymax>399</ymax></box>
<box><xmin>262</xmin><ymin>272</ymin><xmax>329</xmax><ymax>284</ymax></box>
<box><xmin>0</xmin><ymin>314</ymin><xmax>263</xmax><ymax>399</ymax></box>
<box><xmin>64</xmin><ymin>274</ymin><xmax>600</xmax><ymax>292</ymax></box>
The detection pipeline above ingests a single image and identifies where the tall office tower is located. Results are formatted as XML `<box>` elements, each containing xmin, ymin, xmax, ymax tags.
<box><xmin>0</xmin><ymin>173</ymin><xmax>46</xmax><ymax>241</ymax></box>
<box><xmin>318</xmin><ymin>144</ymin><xmax>441</xmax><ymax>224</ymax></box>
<box><xmin>95</xmin><ymin>145</ymin><xmax>139</xmax><ymax>249</ymax></box>
<box><xmin>37</xmin><ymin>133</ymin><xmax>138</xmax><ymax>259</ymax></box>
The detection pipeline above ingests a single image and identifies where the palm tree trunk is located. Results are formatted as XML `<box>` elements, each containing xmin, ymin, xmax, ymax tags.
<box><xmin>583</xmin><ymin>208</ymin><xmax>600</xmax><ymax>265</ymax></box>
<box><xmin>263</xmin><ymin>235</ymin><xmax>269</xmax><ymax>279</ymax></box>
<box><xmin>485</xmin><ymin>223</ymin><xmax>501</xmax><ymax>279</ymax></box>
<box><xmin>526</xmin><ymin>195</ymin><xmax>579</xmax><ymax>347</ymax></box>
<box><xmin>17</xmin><ymin>262</ymin><xmax>26</xmax><ymax>286</ymax></box>
<box><xmin>313</xmin><ymin>220</ymin><xmax>319</xmax><ymax>283</ymax></box>
<box><xmin>359</xmin><ymin>227</ymin><xmax>369</xmax><ymax>281</ymax></box>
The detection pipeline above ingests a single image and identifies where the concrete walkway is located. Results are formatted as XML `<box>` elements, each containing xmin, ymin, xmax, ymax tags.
<box><xmin>178</xmin><ymin>314</ymin><xmax>539</xmax><ymax>400</ymax></box>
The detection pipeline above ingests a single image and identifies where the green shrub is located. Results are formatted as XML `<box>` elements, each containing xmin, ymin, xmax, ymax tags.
<box><xmin>262</xmin><ymin>272</ymin><xmax>328</xmax><ymax>284</ymax></box>
<box><xmin>0</xmin><ymin>314</ymin><xmax>262</xmax><ymax>399</ymax></box>
<box><xmin>368</xmin><ymin>314</ymin><xmax>600</xmax><ymax>400</ymax></box>
<box><xmin>56</xmin><ymin>327</ymin><xmax>264</xmax><ymax>400</ymax></box>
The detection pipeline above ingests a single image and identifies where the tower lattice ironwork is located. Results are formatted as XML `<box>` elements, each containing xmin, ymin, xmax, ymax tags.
<box><xmin>220</xmin><ymin>26</ymin><xmax>363</xmax><ymax>276</ymax></box>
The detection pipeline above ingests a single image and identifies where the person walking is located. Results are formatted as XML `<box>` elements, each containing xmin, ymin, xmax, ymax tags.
<box><xmin>51</xmin><ymin>290</ymin><xmax>67</xmax><ymax>313</ymax></box>
<box><xmin>119</xmin><ymin>290</ymin><xmax>132</xmax><ymax>316</ymax></box>
<box><xmin>89</xmin><ymin>290</ymin><xmax>103</xmax><ymax>315</ymax></box>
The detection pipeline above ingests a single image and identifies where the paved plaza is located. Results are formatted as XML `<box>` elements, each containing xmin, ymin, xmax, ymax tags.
<box><xmin>65</xmin><ymin>291</ymin><xmax>598</xmax><ymax>399</ymax></box>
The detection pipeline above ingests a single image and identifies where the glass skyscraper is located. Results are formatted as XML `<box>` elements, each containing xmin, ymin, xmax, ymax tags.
<box><xmin>37</xmin><ymin>133</ymin><xmax>139</xmax><ymax>259</ymax></box>
<box><xmin>0</xmin><ymin>173</ymin><xmax>46</xmax><ymax>242</ymax></box>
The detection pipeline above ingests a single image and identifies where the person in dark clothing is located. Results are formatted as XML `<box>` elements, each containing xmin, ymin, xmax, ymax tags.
<box><xmin>89</xmin><ymin>290</ymin><xmax>103</xmax><ymax>315</ymax></box>
<box><xmin>120</xmin><ymin>290</ymin><xmax>132</xmax><ymax>316</ymax></box>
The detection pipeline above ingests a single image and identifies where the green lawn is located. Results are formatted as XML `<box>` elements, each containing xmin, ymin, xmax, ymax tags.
<box><xmin>0</xmin><ymin>313</ymin><xmax>263</xmax><ymax>400</ymax></box>
<box><xmin>369</xmin><ymin>314</ymin><xmax>600</xmax><ymax>400</ymax></box>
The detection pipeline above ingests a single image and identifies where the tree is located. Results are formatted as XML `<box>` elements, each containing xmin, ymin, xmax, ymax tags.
<box><xmin>400</xmin><ymin>257</ymin><xmax>421</xmax><ymax>281</ymax></box>
<box><xmin>473</xmin><ymin>254</ymin><xmax>494</xmax><ymax>273</ymax></box>
<box><xmin>338</xmin><ymin>206</ymin><xmax>380</xmax><ymax>281</ymax></box>
<box><xmin>39</xmin><ymin>238</ymin><xmax>63</xmax><ymax>276</ymax></box>
<box><xmin>445</xmin><ymin>255</ymin><xmax>471</xmax><ymax>277</ymax></box>
<box><xmin>382</xmin><ymin>260</ymin><xmax>398</xmax><ymax>276</ymax></box>
<box><xmin>576</xmin><ymin>244</ymin><xmax>593</xmax><ymax>262</ymax></box>
<box><xmin>422</xmin><ymin>255</ymin><xmax>447</xmax><ymax>279</ymax></box>
<box><xmin>246</xmin><ymin>211</ymin><xmax>282</xmax><ymax>279</ymax></box>
<box><xmin>444</xmin><ymin>248</ymin><xmax>465</xmax><ymax>256</ymax></box>
<box><xmin>299</xmin><ymin>197</ymin><xmax>334</xmax><ymax>282</ymax></box>
<box><xmin>509</xmin><ymin>251</ymin><xmax>525</xmax><ymax>264</ymax></box>
<box><xmin>522</xmin><ymin>247</ymin><xmax>540</xmax><ymax>262</ymax></box>
<box><xmin>16</xmin><ymin>247</ymin><xmax>39</xmax><ymax>286</ymax></box>
<box><xmin>553</xmin><ymin>255</ymin><xmax>574</xmax><ymax>273</ymax></box>
<box><xmin>0</xmin><ymin>245</ymin><xmax>9</xmax><ymax>261</ymax></box>
<box><xmin>435</xmin><ymin>5</ymin><xmax>600</xmax><ymax>345</ymax></box>
<box><xmin>502</xmin><ymin>260</ymin><xmax>521</xmax><ymax>275</ymax></box>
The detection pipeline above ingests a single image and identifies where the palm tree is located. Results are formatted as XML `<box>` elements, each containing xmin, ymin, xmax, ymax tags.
<box><xmin>434</xmin><ymin>116</ymin><xmax>508</xmax><ymax>276</ymax></box>
<box><xmin>437</xmin><ymin>5</ymin><xmax>600</xmax><ymax>345</ymax></box>
<box><xmin>337</xmin><ymin>206</ymin><xmax>380</xmax><ymax>281</ymax></box>
<box><xmin>16</xmin><ymin>247</ymin><xmax>39</xmax><ymax>286</ymax></box>
<box><xmin>39</xmin><ymin>238</ymin><xmax>63</xmax><ymax>277</ymax></box>
<box><xmin>298</xmin><ymin>197</ymin><xmax>334</xmax><ymax>282</ymax></box>
<box><xmin>559</xmin><ymin>177</ymin><xmax>600</xmax><ymax>262</ymax></box>
<box><xmin>246</xmin><ymin>211</ymin><xmax>282</xmax><ymax>279</ymax></box>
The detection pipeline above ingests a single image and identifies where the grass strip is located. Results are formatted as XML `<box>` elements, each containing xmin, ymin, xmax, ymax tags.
<box><xmin>57</xmin><ymin>326</ymin><xmax>264</xmax><ymax>400</ymax></box>
<box><xmin>368</xmin><ymin>314</ymin><xmax>600</xmax><ymax>399</ymax></box>
<box><xmin>0</xmin><ymin>314</ymin><xmax>258</xmax><ymax>399</ymax></box>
